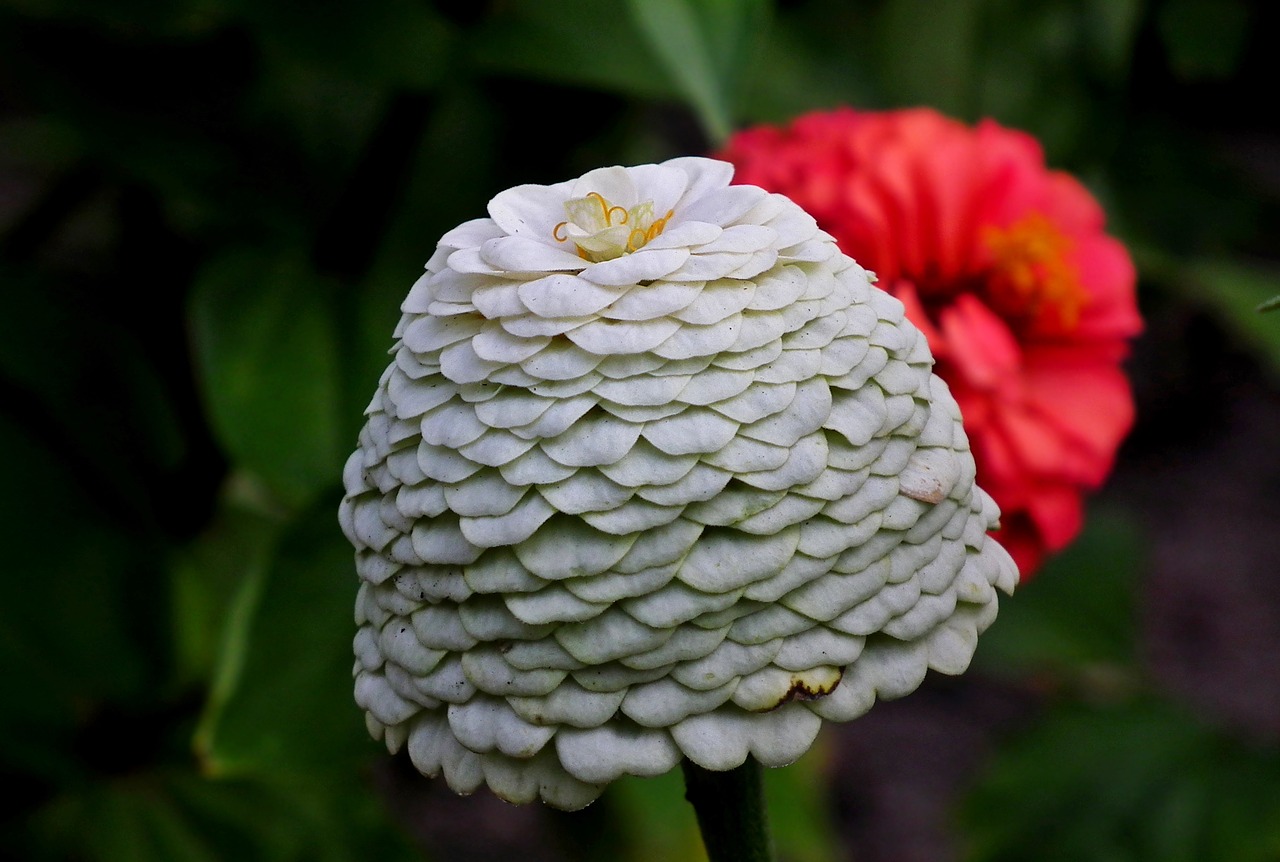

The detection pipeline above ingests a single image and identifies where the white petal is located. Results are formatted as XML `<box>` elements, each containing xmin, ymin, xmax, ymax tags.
<box><xmin>641</xmin><ymin>409</ymin><xmax>739</xmax><ymax>456</ymax></box>
<box><xmin>671</xmin><ymin>278</ymin><xmax>757</xmax><ymax>325</ymax></box>
<box><xmin>411</xmin><ymin>517</ymin><xmax>482</xmax><ymax>565</ymax></box>
<box><xmin>514</xmin><ymin>516</ymin><xmax>637</xmax><ymax>579</ymax></box>
<box><xmin>557</xmin><ymin>724</ymin><xmax>681</xmax><ymax>784</ymax></box>
<box><xmin>678</xmin><ymin>527</ymin><xmax>800</xmax><ymax>592</ymax></box>
<box><xmin>519</xmin><ymin>341</ymin><xmax>603</xmax><ymax>381</ymax></box>
<box><xmin>577</xmin><ymin>248</ymin><xmax>690</xmax><ymax>286</ymax></box>
<box><xmin>736</xmin><ymin>432</ymin><xmax>829</xmax><ymax>491</ymax></box>
<box><xmin>566</xmin><ymin>317</ymin><xmax>682</xmax><ymax>355</ymax></box>
<box><xmin>439</xmin><ymin>339</ymin><xmax>504</xmax><ymax>385</ymax></box>
<box><xmin>599</xmin><ymin>280</ymin><xmax>703</xmax><ymax>321</ymax></box>
<box><xmin>651</xmin><ymin>314</ymin><xmax>744</xmax><ymax>360</ymax></box>
<box><xmin>569</xmin><ymin>165</ymin><xmax>638</xmax><ymax>205</ymax></box>
<box><xmin>402</xmin><ymin>313</ymin><xmax>483</xmax><ymax>354</ymax></box>
<box><xmin>488</xmin><ymin>181</ymin><xmax>574</xmax><ymax>239</ymax></box>
<box><xmin>663</xmin><ymin>156</ymin><xmax>735</xmax><ymax>204</ymax></box>
<box><xmin>459</xmin><ymin>492</ymin><xmax>557</xmax><ymax>547</ymax></box>
<box><xmin>580</xmin><ymin>499</ymin><xmax>684</xmax><ymax>534</ymax></box>
<box><xmin>538</xmin><ymin>470</ymin><xmax>633</xmax><ymax>514</ymax></box>
<box><xmin>746</xmin><ymin>265</ymin><xmax>808</xmax><ymax>311</ymax></box>
<box><xmin>517</xmin><ymin>273</ymin><xmax>626</xmax><ymax>317</ymax></box>
<box><xmin>480</xmin><ymin>236</ymin><xmax>587</xmax><ymax>273</ymax></box>
<box><xmin>443</xmin><ymin>470</ymin><xmax>528</xmax><ymax>517</ymax></box>
<box><xmin>665</xmin><ymin>251</ymin><xmax>755</xmax><ymax>282</ymax></box>
<box><xmin>508</xmin><ymin>682</ymin><xmax>627</xmax><ymax>728</ymax></box>
<box><xmin>620</xmin><ymin>677</ymin><xmax>736</xmax><ymax>727</ymax></box>
<box><xmin>508</xmin><ymin>395</ymin><xmax>595</xmax><ymax>439</ymax></box>
<box><xmin>597</xmin><ymin>440</ymin><xmax>699</xmax><ymax>487</ymax></box>
<box><xmin>556</xmin><ymin>608</ymin><xmax>671</xmax><ymax>664</ymax></box>
<box><xmin>420</xmin><ymin>400</ymin><xmax>487</xmax><ymax>448</ymax></box>
<box><xmin>677</xmin><ymin>184</ymin><xmax>768</xmax><ymax>226</ymax></box>
<box><xmin>473</xmin><ymin>390</ymin><xmax>554</xmax><ymax>429</ymax></box>
<box><xmin>635</xmin><ymin>463</ymin><xmax>731</xmax><ymax>506</ymax></box>
<box><xmin>505</xmin><ymin>583</ymin><xmax>609</xmax><ymax>625</ymax></box>
<box><xmin>541</xmin><ymin>415</ymin><xmax>642</xmax><ymax>467</ymax></box>
<box><xmin>642</xmin><ymin>220</ymin><xmax>722</xmax><ymax>250</ymax></box>
<box><xmin>470</xmin><ymin>282</ymin><xmax>527</xmax><ymax>318</ymax></box>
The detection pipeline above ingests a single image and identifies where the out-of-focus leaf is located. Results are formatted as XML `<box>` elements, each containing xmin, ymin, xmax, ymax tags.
<box><xmin>188</xmin><ymin>248</ymin><xmax>345</xmax><ymax>509</ymax></box>
<box><xmin>974</xmin><ymin>512</ymin><xmax>1143</xmax><ymax>675</ymax></box>
<box><xmin>963</xmin><ymin>699</ymin><xmax>1280</xmax><ymax>862</ymax></box>
<box><xmin>736</xmin><ymin>2</ymin><xmax>876</xmax><ymax>124</ymax></box>
<box><xmin>231</xmin><ymin>0</ymin><xmax>453</xmax><ymax>89</ymax></box>
<box><xmin>611</xmin><ymin>769</ymin><xmax>704</xmax><ymax>862</ymax></box>
<box><xmin>876</xmin><ymin>0</ymin><xmax>978</xmax><ymax>117</ymax></box>
<box><xmin>195</xmin><ymin>504</ymin><xmax>367</xmax><ymax>775</ymax></box>
<box><xmin>28</xmin><ymin>769</ymin><xmax>419</xmax><ymax>862</ymax></box>
<box><xmin>0</xmin><ymin>415</ymin><xmax>161</xmax><ymax>786</ymax></box>
<box><xmin>469</xmin><ymin>0</ymin><xmax>675</xmax><ymax>101</ymax></box>
<box><xmin>0</xmin><ymin>263</ymin><xmax>187</xmax><ymax>518</ymax></box>
<box><xmin>1176</xmin><ymin>257</ymin><xmax>1280</xmax><ymax>374</ymax></box>
<box><xmin>608</xmin><ymin>742</ymin><xmax>839</xmax><ymax>862</ymax></box>
<box><xmin>1158</xmin><ymin>0</ymin><xmax>1251</xmax><ymax>81</ymax></box>
<box><xmin>169</xmin><ymin>488</ymin><xmax>283</xmax><ymax>688</ymax></box>
<box><xmin>1084</xmin><ymin>0</ymin><xmax>1144</xmax><ymax>78</ymax></box>
<box><xmin>1257</xmin><ymin>294</ymin><xmax>1280</xmax><ymax>313</ymax></box>
<box><xmin>0</xmin><ymin>0</ymin><xmax>224</xmax><ymax>35</ymax></box>
<box><xmin>624</xmin><ymin>0</ymin><xmax>768</xmax><ymax>142</ymax></box>
<box><xmin>763</xmin><ymin>740</ymin><xmax>841</xmax><ymax>862</ymax></box>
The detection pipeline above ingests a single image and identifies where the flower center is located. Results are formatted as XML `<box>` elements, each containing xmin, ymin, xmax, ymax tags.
<box><xmin>982</xmin><ymin>214</ymin><xmax>1088</xmax><ymax>334</ymax></box>
<box><xmin>553</xmin><ymin>191</ymin><xmax>674</xmax><ymax>262</ymax></box>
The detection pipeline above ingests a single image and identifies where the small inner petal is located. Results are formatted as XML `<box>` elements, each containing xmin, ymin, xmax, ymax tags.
<box><xmin>554</xmin><ymin>191</ymin><xmax>675</xmax><ymax>262</ymax></box>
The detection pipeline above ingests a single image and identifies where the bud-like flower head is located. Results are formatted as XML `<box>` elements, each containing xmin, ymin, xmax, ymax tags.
<box><xmin>339</xmin><ymin>157</ymin><xmax>1018</xmax><ymax>810</ymax></box>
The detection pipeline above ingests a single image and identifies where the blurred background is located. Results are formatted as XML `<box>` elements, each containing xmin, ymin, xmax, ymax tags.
<box><xmin>2</xmin><ymin>0</ymin><xmax>1279</xmax><ymax>859</ymax></box>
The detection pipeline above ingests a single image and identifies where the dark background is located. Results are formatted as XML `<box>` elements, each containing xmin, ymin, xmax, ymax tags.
<box><xmin>2</xmin><ymin>0</ymin><xmax>1278</xmax><ymax>859</ymax></box>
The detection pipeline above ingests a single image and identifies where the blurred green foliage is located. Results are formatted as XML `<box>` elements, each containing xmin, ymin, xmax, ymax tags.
<box><xmin>1</xmin><ymin>0</ymin><xmax>1278</xmax><ymax>860</ymax></box>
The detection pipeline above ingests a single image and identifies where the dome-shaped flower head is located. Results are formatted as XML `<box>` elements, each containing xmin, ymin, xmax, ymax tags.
<box><xmin>719</xmin><ymin>109</ymin><xmax>1143</xmax><ymax>576</ymax></box>
<box><xmin>338</xmin><ymin>157</ymin><xmax>1018</xmax><ymax>810</ymax></box>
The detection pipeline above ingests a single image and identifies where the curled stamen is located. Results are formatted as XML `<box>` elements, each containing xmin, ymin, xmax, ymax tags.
<box><xmin>585</xmin><ymin>192</ymin><xmax>612</xmax><ymax>224</ymax></box>
<box><xmin>626</xmin><ymin>228</ymin><xmax>648</xmax><ymax>252</ymax></box>
<box><xmin>553</xmin><ymin>221</ymin><xmax>570</xmax><ymax>242</ymax></box>
<box><xmin>608</xmin><ymin>205</ymin><xmax>628</xmax><ymax>225</ymax></box>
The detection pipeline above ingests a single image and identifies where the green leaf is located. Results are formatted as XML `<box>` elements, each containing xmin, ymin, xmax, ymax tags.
<box><xmin>188</xmin><ymin>248</ymin><xmax>346</xmax><ymax>509</ymax></box>
<box><xmin>169</xmin><ymin>488</ymin><xmax>283</xmax><ymax>689</ymax></box>
<box><xmin>763</xmin><ymin>741</ymin><xmax>842</xmax><ymax>862</ymax></box>
<box><xmin>1175</xmin><ymin>257</ymin><xmax>1280</xmax><ymax>374</ymax></box>
<box><xmin>468</xmin><ymin>0</ymin><xmax>675</xmax><ymax>101</ymax></box>
<box><xmin>1158</xmin><ymin>0</ymin><xmax>1251</xmax><ymax>81</ymax></box>
<box><xmin>26</xmin><ymin>769</ymin><xmax>419</xmax><ymax>862</ymax></box>
<box><xmin>875</xmin><ymin>0</ymin><xmax>979</xmax><ymax>117</ymax></box>
<box><xmin>736</xmin><ymin>3</ymin><xmax>877</xmax><ymax>124</ymax></box>
<box><xmin>232</xmin><ymin>0</ymin><xmax>454</xmax><ymax>90</ymax></box>
<box><xmin>625</xmin><ymin>0</ymin><xmax>768</xmax><ymax>143</ymax></box>
<box><xmin>611</xmin><ymin>769</ymin><xmax>704</xmax><ymax>862</ymax></box>
<box><xmin>962</xmin><ymin>700</ymin><xmax>1280</xmax><ymax>862</ymax></box>
<box><xmin>974</xmin><ymin>511</ymin><xmax>1143</xmax><ymax>676</ymax></box>
<box><xmin>195</xmin><ymin>504</ymin><xmax>368</xmax><ymax>775</ymax></box>
<box><xmin>0</xmin><ymin>415</ymin><xmax>164</xmax><ymax>786</ymax></box>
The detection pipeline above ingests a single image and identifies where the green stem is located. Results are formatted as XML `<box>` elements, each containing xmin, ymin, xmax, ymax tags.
<box><xmin>681</xmin><ymin>756</ymin><xmax>774</xmax><ymax>862</ymax></box>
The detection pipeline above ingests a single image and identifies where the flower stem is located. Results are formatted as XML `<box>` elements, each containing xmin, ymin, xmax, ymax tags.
<box><xmin>681</xmin><ymin>756</ymin><xmax>774</xmax><ymax>862</ymax></box>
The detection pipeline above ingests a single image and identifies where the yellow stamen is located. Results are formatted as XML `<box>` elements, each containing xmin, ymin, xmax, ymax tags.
<box><xmin>554</xmin><ymin>195</ymin><xmax>673</xmax><ymax>261</ymax></box>
<box><xmin>983</xmin><ymin>213</ymin><xmax>1088</xmax><ymax>333</ymax></box>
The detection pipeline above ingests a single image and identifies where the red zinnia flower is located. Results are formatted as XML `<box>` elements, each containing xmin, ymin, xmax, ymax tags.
<box><xmin>719</xmin><ymin>108</ymin><xmax>1142</xmax><ymax>577</ymax></box>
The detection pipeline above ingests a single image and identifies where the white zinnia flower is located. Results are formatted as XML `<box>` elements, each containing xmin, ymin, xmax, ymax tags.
<box><xmin>339</xmin><ymin>157</ymin><xmax>1018</xmax><ymax>810</ymax></box>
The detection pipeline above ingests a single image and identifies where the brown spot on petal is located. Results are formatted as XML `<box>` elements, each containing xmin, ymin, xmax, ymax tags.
<box><xmin>764</xmin><ymin>666</ymin><xmax>844</xmax><ymax>711</ymax></box>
